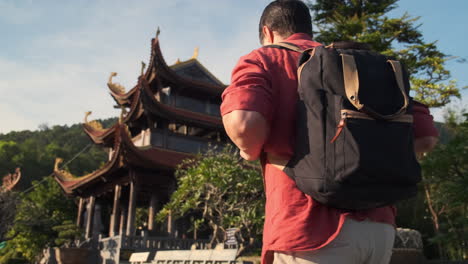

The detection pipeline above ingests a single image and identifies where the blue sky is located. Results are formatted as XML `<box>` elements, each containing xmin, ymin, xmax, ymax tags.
<box><xmin>0</xmin><ymin>0</ymin><xmax>466</xmax><ymax>134</ymax></box>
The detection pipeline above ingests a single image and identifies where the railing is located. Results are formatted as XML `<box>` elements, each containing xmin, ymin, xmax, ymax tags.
<box><xmin>99</xmin><ymin>235</ymin><xmax>122</xmax><ymax>250</ymax></box>
<box><xmin>117</xmin><ymin>236</ymin><xmax>210</xmax><ymax>251</ymax></box>
<box><xmin>151</xmin><ymin>129</ymin><xmax>224</xmax><ymax>154</ymax></box>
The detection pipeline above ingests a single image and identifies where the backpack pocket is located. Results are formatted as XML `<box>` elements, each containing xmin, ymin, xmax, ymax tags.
<box><xmin>332</xmin><ymin>110</ymin><xmax>420</xmax><ymax>186</ymax></box>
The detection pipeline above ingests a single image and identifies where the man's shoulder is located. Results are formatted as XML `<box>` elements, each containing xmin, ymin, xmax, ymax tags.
<box><xmin>255</xmin><ymin>39</ymin><xmax>321</xmax><ymax>57</ymax></box>
<box><xmin>233</xmin><ymin>37</ymin><xmax>321</xmax><ymax>69</ymax></box>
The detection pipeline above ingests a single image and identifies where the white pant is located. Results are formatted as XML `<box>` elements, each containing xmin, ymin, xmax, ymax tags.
<box><xmin>273</xmin><ymin>219</ymin><xmax>395</xmax><ymax>264</ymax></box>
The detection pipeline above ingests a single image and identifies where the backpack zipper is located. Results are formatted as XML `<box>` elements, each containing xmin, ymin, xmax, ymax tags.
<box><xmin>330</xmin><ymin>109</ymin><xmax>413</xmax><ymax>143</ymax></box>
<box><xmin>330</xmin><ymin>112</ymin><xmax>347</xmax><ymax>143</ymax></box>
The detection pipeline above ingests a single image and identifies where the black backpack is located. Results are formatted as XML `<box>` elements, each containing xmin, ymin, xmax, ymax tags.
<box><xmin>268</xmin><ymin>41</ymin><xmax>421</xmax><ymax>210</ymax></box>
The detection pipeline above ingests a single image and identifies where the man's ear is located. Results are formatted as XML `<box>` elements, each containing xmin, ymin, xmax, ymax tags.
<box><xmin>262</xmin><ymin>26</ymin><xmax>274</xmax><ymax>45</ymax></box>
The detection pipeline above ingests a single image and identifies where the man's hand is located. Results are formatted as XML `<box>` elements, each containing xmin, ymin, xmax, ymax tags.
<box><xmin>240</xmin><ymin>150</ymin><xmax>258</xmax><ymax>161</ymax></box>
<box><xmin>222</xmin><ymin>110</ymin><xmax>269</xmax><ymax>161</ymax></box>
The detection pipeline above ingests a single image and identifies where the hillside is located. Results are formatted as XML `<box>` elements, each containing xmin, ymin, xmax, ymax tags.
<box><xmin>0</xmin><ymin>118</ymin><xmax>117</xmax><ymax>191</ymax></box>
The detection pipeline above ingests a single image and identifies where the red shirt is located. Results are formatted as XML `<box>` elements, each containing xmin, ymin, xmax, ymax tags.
<box><xmin>221</xmin><ymin>33</ymin><xmax>437</xmax><ymax>264</ymax></box>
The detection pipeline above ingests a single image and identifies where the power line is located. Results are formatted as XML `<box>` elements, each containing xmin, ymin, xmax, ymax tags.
<box><xmin>21</xmin><ymin>144</ymin><xmax>93</xmax><ymax>194</ymax></box>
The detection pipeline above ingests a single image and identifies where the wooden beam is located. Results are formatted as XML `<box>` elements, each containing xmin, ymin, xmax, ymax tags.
<box><xmin>148</xmin><ymin>193</ymin><xmax>158</xmax><ymax>231</ymax></box>
<box><xmin>76</xmin><ymin>198</ymin><xmax>85</xmax><ymax>228</ymax></box>
<box><xmin>85</xmin><ymin>196</ymin><xmax>96</xmax><ymax>239</ymax></box>
<box><xmin>109</xmin><ymin>185</ymin><xmax>121</xmax><ymax>237</ymax></box>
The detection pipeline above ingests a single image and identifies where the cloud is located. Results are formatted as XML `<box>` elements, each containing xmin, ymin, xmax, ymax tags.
<box><xmin>0</xmin><ymin>0</ymin><xmax>272</xmax><ymax>134</ymax></box>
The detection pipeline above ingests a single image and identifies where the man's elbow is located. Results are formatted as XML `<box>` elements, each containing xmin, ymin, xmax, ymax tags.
<box><xmin>414</xmin><ymin>136</ymin><xmax>438</xmax><ymax>153</ymax></box>
<box><xmin>222</xmin><ymin>110</ymin><xmax>269</xmax><ymax>149</ymax></box>
<box><xmin>223</xmin><ymin>112</ymin><xmax>251</xmax><ymax>141</ymax></box>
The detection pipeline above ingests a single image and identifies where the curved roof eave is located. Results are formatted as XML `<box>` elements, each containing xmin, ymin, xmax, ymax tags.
<box><xmin>146</xmin><ymin>37</ymin><xmax>226</xmax><ymax>97</ymax></box>
<box><xmin>54</xmin><ymin>124</ymin><xmax>194</xmax><ymax>196</ymax></box>
<box><xmin>53</xmin><ymin>127</ymin><xmax>125</xmax><ymax>195</ymax></box>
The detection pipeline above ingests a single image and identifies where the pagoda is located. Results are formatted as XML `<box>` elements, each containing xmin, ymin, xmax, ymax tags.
<box><xmin>53</xmin><ymin>30</ymin><xmax>228</xmax><ymax>260</ymax></box>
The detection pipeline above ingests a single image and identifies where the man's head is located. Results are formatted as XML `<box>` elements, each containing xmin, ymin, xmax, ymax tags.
<box><xmin>259</xmin><ymin>0</ymin><xmax>313</xmax><ymax>45</ymax></box>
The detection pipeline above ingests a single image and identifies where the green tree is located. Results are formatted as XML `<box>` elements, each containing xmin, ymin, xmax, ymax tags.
<box><xmin>0</xmin><ymin>191</ymin><xmax>19</xmax><ymax>242</ymax></box>
<box><xmin>419</xmin><ymin>109</ymin><xmax>468</xmax><ymax>260</ymax></box>
<box><xmin>52</xmin><ymin>220</ymin><xmax>83</xmax><ymax>248</ymax></box>
<box><xmin>0</xmin><ymin>177</ymin><xmax>76</xmax><ymax>263</ymax></box>
<box><xmin>157</xmin><ymin>146</ymin><xmax>264</xmax><ymax>255</ymax></box>
<box><xmin>0</xmin><ymin>118</ymin><xmax>114</xmax><ymax>191</ymax></box>
<box><xmin>310</xmin><ymin>0</ymin><xmax>462</xmax><ymax>107</ymax></box>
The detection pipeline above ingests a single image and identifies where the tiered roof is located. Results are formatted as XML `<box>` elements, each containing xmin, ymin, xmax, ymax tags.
<box><xmin>54</xmin><ymin>32</ymin><xmax>226</xmax><ymax>197</ymax></box>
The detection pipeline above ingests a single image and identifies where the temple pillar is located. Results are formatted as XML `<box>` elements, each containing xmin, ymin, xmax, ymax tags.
<box><xmin>85</xmin><ymin>196</ymin><xmax>96</xmax><ymax>239</ymax></box>
<box><xmin>167</xmin><ymin>181</ymin><xmax>176</xmax><ymax>237</ymax></box>
<box><xmin>126</xmin><ymin>176</ymin><xmax>138</xmax><ymax>236</ymax></box>
<box><xmin>119</xmin><ymin>205</ymin><xmax>127</xmax><ymax>236</ymax></box>
<box><xmin>148</xmin><ymin>193</ymin><xmax>158</xmax><ymax>231</ymax></box>
<box><xmin>167</xmin><ymin>210</ymin><xmax>174</xmax><ymax>237</ymax></box>
<box><xmin>76</xmin><ymin>198</ymin><xmax>85</xmax><ymax>228</ymax></box>
<box><xmin>109</xmin><ymin>185</ymin><xmax>121</xmax><ymax>237</ymax></box>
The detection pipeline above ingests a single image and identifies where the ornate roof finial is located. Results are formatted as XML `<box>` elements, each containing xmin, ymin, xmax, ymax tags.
<box><xmin>84</xmin><ymin>111</ymin><xmax>92</xmax><ymax>124</ymax></box>
<box><xmin>84</xmin><ymin>111</ymin><xmax>104</xmax><ymax>130</ymax></box>
<box><xmin>156</xmin><ymin>27</ymin><xmax>161</xmax><ymax>39</ymax></box>
<box><xmin>141</xmin><ymin>61</ymin><xmax>146</xmax><ymax>76</ymax></box>
<box><xmin>191</xmin><ymin>47</ymin><xmax>199</xmax><ymax>59</ymax></box>
<box><xmin>54</xmin><ymin>158</ymin><xmax>64</xmax><ymax>171</ymax></box>
<box><xmin>107</xmin><ymin>72</ymin><xmax>126</xmax><ymax>94</ymax></box>
<box><xmin>175</xmin><ymin>58</ymin><xmax>181</xmax><ymax>64</ymax></box>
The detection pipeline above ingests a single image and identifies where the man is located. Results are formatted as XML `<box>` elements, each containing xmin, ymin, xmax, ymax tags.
<box><xmin>221</xmin><ymin>1</ymin><xmax>438</xmax><ymax>264</ymax></box>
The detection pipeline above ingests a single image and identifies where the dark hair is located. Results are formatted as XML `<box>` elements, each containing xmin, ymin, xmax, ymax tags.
<box><xmin>259</xmin><ymin>0</ymin><xmax>313</xmax><ymax>44</ymax></box>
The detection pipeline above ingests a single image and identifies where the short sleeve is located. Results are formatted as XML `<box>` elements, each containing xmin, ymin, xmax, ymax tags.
<box><xmin>220</xmin><ymin>51</ymin><xmax>274</xmax><ymax>123</ymax></box>
<box><xmin>413</xmin><ymin>101</ymin><xmax>439</xmax><ymax>138</ymax></box>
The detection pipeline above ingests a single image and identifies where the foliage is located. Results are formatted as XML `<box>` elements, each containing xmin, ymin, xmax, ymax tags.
<box><xmin>419</xmin><ymin>109</ymin><xmax>468</xmax><ymax>260</ymax></box>
<box><xmin>0</xmin><ymin>118</ymin><xmax>115</xmax><ymax>191</ymax></box>
<box><xmin>0</xmin><ymin>118</ymin><xmax>116</xmax><ymax>263</ymax></box>
<box><xmin>52</xmin><ymin>220</ymin><xmax>83</xmax><ymax>248</ymax></box>
<box><xmin>0</xmin><ymin>191</ymin><xmax>19</xmax><ymax>242</ymax></box>
<box><xmin>0</xmin><ymin>177</ymin><xmax>77</xmax><ymax>263</ymax></box>
<box><xmin>310</xmin><ymin>0</ymin><xmax>462</xmax><ymax>107</ymax></box>
<box><xmin>157</xmin><ymin>146</ymin><xmax>264</xmax><ymax>255</ymax></box>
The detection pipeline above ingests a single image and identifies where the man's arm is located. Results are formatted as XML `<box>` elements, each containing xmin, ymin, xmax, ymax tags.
<box><xmin>220</xmin><ymin>51</ymin><xmax>273</xmax><ymax>161</ymax></box>
<box><xmin>413</xmin><ymin>101</ymin><xmax>439</xmax><ymax>154</ymax></box>
<box><xmin>414</xmin><ymin>136</ymin><xmax>438</xmax><ymax>154</ymax></box>
<box><xmin>222</xmin><ymin>110</ymin><xmax>269</xmax><ymax>161</ymax></box>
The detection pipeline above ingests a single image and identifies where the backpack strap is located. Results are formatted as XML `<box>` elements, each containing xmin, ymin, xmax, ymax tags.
<box><xmin>341</xmin><ymin>54</ymin><xmax>410</xmax><ymax>120</ymax></box>
<box><xmin>266</xmin><ymin>42</ymin><xmax>303</xmax><ymax>53</ymax></box>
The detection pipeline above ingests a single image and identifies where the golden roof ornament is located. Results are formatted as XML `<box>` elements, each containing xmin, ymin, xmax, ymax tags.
<box><xmin>156</xmin><ymin>27</ymin><xmax>161</xmax><ymax>39</ymax></box>
<box><xmin>191</xmin><ymin>47</ymin><xmax>199</xmax><ymax>59</ymax></box>
<box><xmin>54</xmin><ymin>158</ymin><xmax>64</xmax><ymax>171</ymax></box>
<box><xmin>54</xmin><ymin>158</ymin><xmax>75</xmax><ymax>179</ymax></box>
<box><xmin>107</xmin><ymin>72</ymin><xmax>126</xmax><ymax>94</ymax></box>
<box><xmin>141</xmin><ymin>61</ymin><xmax>146</xmax><ymax>76</ymax></box>
<box><xmin>84</xmin><ymin>111</ymin><xmax>104</xmax><ymax>131</ymax></box>
<box><xmin>175</xmin><ymin>58</ymin><xmax>181</xmax><ymax>64</ymax></box>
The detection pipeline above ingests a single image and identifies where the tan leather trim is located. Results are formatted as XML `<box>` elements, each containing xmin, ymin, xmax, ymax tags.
<box><xmin>341</xmin><ymin>55</ymin><xmax>410</xmax><ymax>119</ymax></box>
<box><xmin>266</xmin><ymin>153</ymin><xmax>288</xmax><ymax>171</ymax></box>
<box><xmin>341</xmin><ymin>109</ymin><xmax>413</xmax><ymax>123</ymax></box>
<box><xmin>297</xmin><ymin>49</ymin><xmax>316</xmax><ymax>86</ymax></box>
<box><xmin>387</xmin><ymin>60</ymin><xmax>410</xmax><ymax>114</ymax></box>
<box><xmin>275</xmin><ymin>42</ymin><xmax>303</xmax><ymax>53</ymax></box>
<box><xmin>341</xmin><ymin>54</ymin><xmax>364</xmax><ymax>110</ymax></box>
